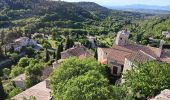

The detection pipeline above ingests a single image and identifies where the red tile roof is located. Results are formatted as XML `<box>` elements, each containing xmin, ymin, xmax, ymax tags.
<box><xmin>125</xmin><ymin>51</ymin><xmax>155</xmax><ymax>63</ymax></box>
<box><xmin>62</xmin><ymin>46</ymin><xmax>91</xmax><ymax>59</ymax></box>
<box><xmin>13</xmin><ymin>80</ymin><xmax>51</xmax><ymax>100</ymax></box>
<box><xmin>100</xmin><ymin>44</ymin><xmax>163</xmax><ymax>65</ymax></box>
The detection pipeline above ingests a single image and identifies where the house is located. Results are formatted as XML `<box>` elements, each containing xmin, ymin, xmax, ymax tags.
<box><xmin>162</xmin><ymin>31</ymin><xmax>170</xmax><ymax>39</ymax></box>
<box><xmin>61</xmin><ymin>46</ymin><xmax>92</xmax><ymax>59</ymax></box>
<box><xmin>13</xmin><ymin>80</ymin><xmax>51</xmax><ymax>100</ymax></box>
<box><xmin>13</xmin><ymin>37</ymin><xmax>37</xmax><ymax>52</ymax></box>
<box><xmin>98</xmin><ymin>30</ymin><xmax>170</xmax><ymax>76</ymax></box>
<box><xmin>12</xmin><ymin>74</ymin><xmax>26</xmax><ymax>90</ymax></box>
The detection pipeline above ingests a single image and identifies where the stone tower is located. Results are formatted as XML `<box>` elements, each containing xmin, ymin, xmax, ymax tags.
<box><xmin>115</xmin><ymin>29</ymin><xmax>130</xmax><ymax>46</ymax></box>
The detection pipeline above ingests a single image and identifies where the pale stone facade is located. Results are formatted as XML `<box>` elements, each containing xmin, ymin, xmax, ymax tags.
<box><xmin>12</xmin><ymin>74</ymin><xmax>26</xmax><ymax>90</ymax></box>
<box><xmin>13</xmin><ymin>37</ymin><xmax>37</xmax><ymax>52</ymax></box>
<box><xmin>97</xmin><ymin>30</ymin><xmax>170</xmax><ymax>77</ymax></box>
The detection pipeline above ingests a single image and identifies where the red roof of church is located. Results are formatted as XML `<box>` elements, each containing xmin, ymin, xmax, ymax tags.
<box><xmin>99</xmin><ymin>43</ymin><xmax>170</xmax><ymax>65</ymax></box>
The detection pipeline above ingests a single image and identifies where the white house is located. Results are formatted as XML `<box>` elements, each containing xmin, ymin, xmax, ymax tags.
<box><xmin>13</xmin><ymin>37</ymin><xmax>37</xmax><ymax>52</ymax></box>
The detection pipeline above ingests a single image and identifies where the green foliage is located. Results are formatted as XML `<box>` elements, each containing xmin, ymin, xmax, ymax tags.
<box><xmin>128</xmin><ymin>17</ymin><xmax>170</xmax><ymax>45</ymax></box>
<box><xmin>56</xmin><ymin>43</ymin><xmax>63</xmax><ymax>60</ymax></box>
<box><xmin>42</xmin><ymin>41</ymin><xmax>51</xmax><ymax>62</ymax></box>
<box><xmin>10</xmin><ymin>66</ymin><xmax>24</xmax><ymax>78</ymax></box>
<box><xmin>50</xmin><ymin>57</ymin><xmax>126</xmax><ymax>100</ymax></box>
<box><xmin>18</xmin><ymin>57</ymin><xmax>30</xmax><ymax>68</ymax></box>
<box><xmin>123</xmin><ymin>61</ymin><xmax>170</xmax><ymax>99</ymax></box>
<box><xmin>10</xmin><ymin>53</ymin><xmax>20</xmax><ymax>63</ymax></box>
<box><xmin>65</xmin><ymin>36</ymin><xmax>74</xmax><ymax>50</ymax></box>
<box><xmin>8</xmin><ymin>87</ymin><xmax>22</xmax><ymax>98</ymax></box>
<box><xmin>0</xmin><ymin>78</ymin><xmax>6</xmax><ymax>99</ymax></box>
<box><xmin>3</xmin><ymin>68</ymin><xmax>11</xmax><ymax>78</ymax></box>
<box><xmin>25</xmin><ymin>47</ymin><xmax>35</xmax><ymax>57</ymax></box>
<box><xmin>25</xmin><ymin>63</ymin><xmax>44</xmax><ymax>88</ymax></box>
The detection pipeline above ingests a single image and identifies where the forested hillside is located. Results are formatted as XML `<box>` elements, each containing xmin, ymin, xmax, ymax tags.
<box><xmin>128</xmin><ymin>17</ymin><xmax>170</xmax><ymax>46</ymax></box>
<box><xmin>0</xmin><ymin>0</ymin><xmax>151</xmax><ymax>47</ymax></box>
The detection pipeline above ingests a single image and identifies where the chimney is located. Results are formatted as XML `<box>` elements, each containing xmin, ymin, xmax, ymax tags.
<box><xmin>157</xmin><ymin>40</ymin><xmax>165</xmax><ymax>57</ymax></box>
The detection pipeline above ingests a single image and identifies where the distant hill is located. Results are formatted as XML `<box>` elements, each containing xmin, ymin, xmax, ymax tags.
<box><xmin>0</xmin><ymin>0</ymin><xmax>95</xmax><ymax>21</ymax></box>
<box><xmin>75</xmin><ymin>2</ymin><xmax>112</xmax><ymax>19</ymax></box>
<box><xmin>108</xmin><ymin>4</ymin><xmax>170</xmax><ymax>14</ymax></box>
<box><xmin>0</xmin><ymin>0</ymin><xmax>149</xmax><ymax>22</ymax></box>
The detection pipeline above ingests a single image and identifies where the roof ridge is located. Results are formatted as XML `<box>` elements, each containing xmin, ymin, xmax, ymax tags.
<box><xmin>139</xmin><ymin>50</ymin><xmax>156</xmax><ymax>60</ymax></box>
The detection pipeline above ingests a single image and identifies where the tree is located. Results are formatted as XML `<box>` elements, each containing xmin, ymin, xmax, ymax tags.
<box><xmin>18</xmin><ymin>57</ymin><xmax>30</xmax><ymax>68</ymax></box>
<box><xmin>52</xmin><ymin>32</ymin><xmax>56</xmax><ymax>40</ymax></box>
<box><xmin>25</xmin><ymin>47</ymin><xmax>35</xmax><ymax>57</ymax></box>
<box><xmin>65</xmin><ymin>36</ymin><xmax>74</xmax><ymax>50</ymax></box>
<box><xmin>9</xmin><ymin>45</ymin><xmax>15</xmax><ymax>53</ymax></box>
<box><xmin>0</xmin><ymin>78</ymin><xmax>6</xmax><ymax>99</ymax></box>
<box><xmin>50</xmin><ymin>57</ymin><xmax>124</xmax><ymax>100</ymax></box>
<box><xmin>8</xmin><ymin>87</ymin><xmax>22</xmax><ymax>98</ymax></box>
<box><xmin>56</xmin><ymin>43</ymin><xmax>63</xmax><ymax>60</ymax></box>
<box><xmin>25</xmin><ymin>64</ymin><xmax>44</xmax><ymax>88</ymax></box>
<box><xmin>53</xmin><ymin>51</ymin><xmax>56</xmax><ymax>59</ymax></box>
<box><xmin>10</xmin><ymin>53</ymin><xmax>20</xmax><ymax>63</ymax></box>
<box><xmin>123</xmin><ymin>61</ymin><xmax>170</xmax><ymax>99</ymax></box>
<box><xmin>10</xmin><ymin>66</ymin><xmax>25</xmax><ymax>78</ymax></box>
<box><xmin>42</xmin><ymin>42</ymin><xmax>51</xmax><ymax>62</ymax></box>
<box><xmin>3</xmin><ymin>68</ymin><xmax>11</xmax><ymax>79</ymax></box>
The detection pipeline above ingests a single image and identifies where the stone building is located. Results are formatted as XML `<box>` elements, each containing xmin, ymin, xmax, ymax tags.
<box><xmin>98</xmin><ymin>30</ymin><xmax>170</xmax><ymax>76</ymax></box>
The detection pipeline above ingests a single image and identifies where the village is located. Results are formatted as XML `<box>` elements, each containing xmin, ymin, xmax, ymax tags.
<box><xmin>0</xmin><ymin>29</ymin><xmax>169</xmax><ymax>99</ymax></box>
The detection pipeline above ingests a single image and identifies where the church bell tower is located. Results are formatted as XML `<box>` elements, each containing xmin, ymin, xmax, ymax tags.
<box><xmin>115</xmin><ymin>29</ymin><xmax>130</xmax><ymax>46</ymax></box>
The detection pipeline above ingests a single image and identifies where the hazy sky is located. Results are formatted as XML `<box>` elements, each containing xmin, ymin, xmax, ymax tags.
<box><xmin>62</xmin><ymin>0</ymin><xmax>170</xmax><ymax>6</ymax></box>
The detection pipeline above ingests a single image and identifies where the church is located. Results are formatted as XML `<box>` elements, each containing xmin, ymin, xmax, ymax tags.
<box><xmin>97</xmin><ymin>30</ymin><xmax>170</xmax><ymax>76</ymax></box>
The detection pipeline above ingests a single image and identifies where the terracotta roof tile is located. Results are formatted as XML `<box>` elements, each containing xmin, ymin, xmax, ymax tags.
<box><xmin>100</xmin><ymin>44</ymin><xmax>161</xmax><ymax>65</ymax></box>
<box><xmin>13</xmin><ymin>80</ymin><xmax>51</xmax><ymax>100</ymax></box>
<box><xmin>62</xmin><ymin>46</ymin><xmax>91</xmax><ymax>59</ymax></box>
<box><xmin>126</xmin><ymin>51</ymin><xmax>155</xmax><ymax>63</ymax></box>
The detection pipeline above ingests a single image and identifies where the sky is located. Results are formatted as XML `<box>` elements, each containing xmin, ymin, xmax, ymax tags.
<box><xmin>62</xmin><ymin>0</ymin><xmax>170</xmax><ymax>6</ymax></box>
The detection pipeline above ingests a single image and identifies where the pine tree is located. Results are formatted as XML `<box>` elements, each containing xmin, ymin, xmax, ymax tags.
<box><xmin>65</xmin><ymin>36</ymin><xmax>74</xmax><ymax>50</ymax></box>
<box><xmin>57</xmin><ymin>43</ymin><xmax>63</xmax><ymax>60</ymax></box>
<box><xmin>0</xmin><ymin>78</ymin><xmax>6</xmax><ymax>100</ymax></box>
<box><xmin>53</xmin><ymin>51</ymin><xmax>56</xmax><ymax>59</ymax></box>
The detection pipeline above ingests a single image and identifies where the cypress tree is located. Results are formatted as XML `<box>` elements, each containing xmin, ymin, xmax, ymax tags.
<box><xmin>65</xmin><ymin>36</ymin><xmax>74</xmax><ymax>50</ymax></box>
<box><xmin>53</xmin><ymin>51</ymin><xmax>56</xmax><ymax>59</ymax></box>
<box><xmin>57</xmin><ymin>43</ymin><xmax>63</xmax><ymax>60</ymax></box>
